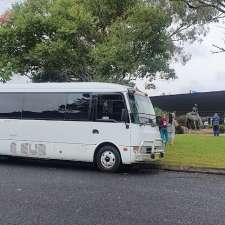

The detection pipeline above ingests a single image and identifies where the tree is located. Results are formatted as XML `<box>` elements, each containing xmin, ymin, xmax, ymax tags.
<box><xmin>0</xmin><ymin>10</ymin><xmax>11</xmax><ymax>25</ymax></box>
<box><xmin>183</xmin><ymin>0</ymin><xmax>225</xmax><ymax>53</ymax></box>
<box><xmin>183</xmin><ymin>0</ymin><xmax>225</xmax><ymax>14</ymax></box>
<box><xmin>0</xmin><ymin>0</ymin><xmax>219</xmax><ymax>85</ymax></box>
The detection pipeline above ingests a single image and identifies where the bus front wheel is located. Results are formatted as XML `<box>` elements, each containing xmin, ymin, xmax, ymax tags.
<box><xmin>96</xmin><ymin>145</ymin><xmax>121</xmax><ymax>172</ymax></box>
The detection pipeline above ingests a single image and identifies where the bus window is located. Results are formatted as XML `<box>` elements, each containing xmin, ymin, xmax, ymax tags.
<box><xmin>0</xmin><ymin>93</ymin><xmax>22</xmax><ymax>119</ymax></box>
<box><xmin>96</xmin><ymin>94</ymin><xmax>126</xmax><ymax>122</ymax></box>
<box><xmin>65</xmin><ymin>93</ymin><xmax>91</xmax><ymax>121</ymax></box>
<box><xmin>22</xmin><ymin>93</ymin><xmax>66</xmax><ymax>120</ymax></box>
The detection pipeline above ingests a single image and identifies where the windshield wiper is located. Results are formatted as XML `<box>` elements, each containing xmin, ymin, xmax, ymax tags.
<box><xmin>139</xmin><ymin>117</ymin><xmax>156</xmax><ymax>126</ymax></box>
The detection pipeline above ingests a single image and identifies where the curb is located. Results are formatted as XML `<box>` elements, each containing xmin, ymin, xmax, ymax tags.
<box><xmin>155</xmin><ymin>165</ymin><xmax>225</xmax><ymax>175</ymax></box>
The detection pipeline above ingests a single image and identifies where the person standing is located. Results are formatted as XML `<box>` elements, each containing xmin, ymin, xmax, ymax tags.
<box><xmin>168</xmin><ymin>112</ymin><xmax>177</xmax><ymax>144</ymax></box>
<box><xmin>160</xmin><ymin>114</ymin><xmax>169</xmax><ymax>144</ymax></box>
<box><xmin>212</xmin><ymin>113</ymin><xmax>220</xmax><ymax>136</ymax></box>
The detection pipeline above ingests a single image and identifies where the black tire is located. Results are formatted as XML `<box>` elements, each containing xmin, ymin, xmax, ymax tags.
<box><xmin>96</xmin><ymin>145</ymin><xmax>121</xmax><ymax>172</ymax></box>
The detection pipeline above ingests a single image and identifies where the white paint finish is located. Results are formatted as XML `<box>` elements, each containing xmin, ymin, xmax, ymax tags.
<box><xmin>130</xmin><ymin>124</ymin><xmax>161</xmax><ymax>146</ymax></box>
<box><xmin>0</xmin><ymin>119</ymin><xmax>18</xmax><ymax>155</ymax></box>
<box><xmin>14</xmin><ymin>120</ymin><xmax>95</xmax><ymax>161</ymax></box>
<box><xmin>0</xmin><ymin>118</ymin><xmax>163</xmax><ymax>164</ymax></box>
<box><xmin>0</xmin><ymin>119</ymin><xmax>131</xmax><ymax>163</ymax></box>
<box><xmin>91</xmin><ymin>122</ymin><xmax>131</xmax><ymax>163</ymax></box>
<box><xmin>0</xmin><ymin>82</ymin><xmax>164</xmax><ymax>165</ymax></box>
<box><xmin>0</xmin><ymin>82</ymin><xmax>131</xmax><ymax>93</ymax></box>
<box><xmin>129</xmin><ymin>124</ymin><xmax>163</xmax><ymax>162</ymax></box>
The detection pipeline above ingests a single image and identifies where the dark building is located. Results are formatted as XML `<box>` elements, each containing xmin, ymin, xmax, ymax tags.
<box><xmin>150</xmin><ymin>90</ymin><xmax>225</xmax><ymax>118</ymax></box>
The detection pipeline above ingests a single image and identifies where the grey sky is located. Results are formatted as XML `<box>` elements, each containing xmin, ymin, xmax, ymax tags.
<box><xmin>1</xmin><ymin>0</ymin><xmax>225</xmax><ymax>95</ymax></box>
<box><xmin>147</xmin><ymin>22</ymin><xmax>225</xmax><ymax>96</ymax></box>
<box><xmin>0</xmin><ymin>0</ymin><xmax>18</xmax><ymax>11</ymax></box>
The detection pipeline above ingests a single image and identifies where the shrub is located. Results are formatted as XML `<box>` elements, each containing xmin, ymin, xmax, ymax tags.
<box><xmin>176</xmin><ymin>125</ymin><xmax>184</xmax><ymax>134</ymax></box>
<box><xmin>154</xmin><ymin>107</ymin><xmax>168</xmax><ymax>117</ymax></box>
<box><xmin>176</xmin><ymin>115</ymin><xmax>186</xmax><ymax>127</ymax></box>
<box><xmin>219</xmin><ymin>125</ymin><xmax>225</xmax><ymax>134</ymax></box>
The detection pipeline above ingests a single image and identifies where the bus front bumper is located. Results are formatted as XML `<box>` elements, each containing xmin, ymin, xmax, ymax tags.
<box><xmin>132</xmin><ymin>139</ymin><xmax>165</xmax><ymax>163</ymax></box>
<box><xmin>134</xmin><ymin>152</ymin><xmax>164</xmax><ymax>163</ymax></box>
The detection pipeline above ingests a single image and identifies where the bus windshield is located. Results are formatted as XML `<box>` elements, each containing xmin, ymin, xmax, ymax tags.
<box><xmin>129</xmin><ymin>93</ymin><xmax>156</xmax><ymax>125</ymax></box>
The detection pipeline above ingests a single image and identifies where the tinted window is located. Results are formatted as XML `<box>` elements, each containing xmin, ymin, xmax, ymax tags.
<box><xmin>22</xmin><ymin>93</ymin><xmax>66</xmax><ymax>120</ymax></box>
<box><xmin>65</xmin><ymin>93</ymin><xmax>90</xmax><ymax>121</ymax></box>
<box><xmin>0</xmin><ymin>93</ymin><xmax>22</xmax><ymax>119</ymax></box>
<box><xmin>96</xmin><ymin>94</ymin><xmax>126</xmax><ymax>122</ymax></box>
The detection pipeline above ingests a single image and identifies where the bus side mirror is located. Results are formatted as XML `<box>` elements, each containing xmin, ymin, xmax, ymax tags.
<box><xmin>121</xmin><ymin>109</ymin><xmax>129</xmax><ymax>126</ymax></box>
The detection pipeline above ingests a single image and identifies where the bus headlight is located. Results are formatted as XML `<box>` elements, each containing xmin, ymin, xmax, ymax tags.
<box><xmin>133</xmin><ymin>146</ymin><xmax>140</xmax><ymax>153</ymax></box>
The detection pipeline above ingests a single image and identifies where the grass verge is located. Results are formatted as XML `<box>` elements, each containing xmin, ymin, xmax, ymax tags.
<box><xmin>155</xmin><ymin>134</ymin><xmax>225</xmax><ymax>169</ymax></box>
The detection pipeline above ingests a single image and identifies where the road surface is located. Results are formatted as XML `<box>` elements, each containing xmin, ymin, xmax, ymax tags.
<box><xmin>0</xmin><ymin>158</ymin><xmax>224</xmax><ymax>225</ymax></box>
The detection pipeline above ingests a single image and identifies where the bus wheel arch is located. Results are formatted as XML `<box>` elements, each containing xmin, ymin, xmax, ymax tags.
<box><xmin>94</xmin><ymin>142</ymin><xmax>122</xmax><ymax>172</ymax></box>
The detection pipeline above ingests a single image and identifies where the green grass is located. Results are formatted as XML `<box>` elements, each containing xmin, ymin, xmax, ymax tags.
<box><xmin>157</xmin><ymin>134</ymin><xmax>225</xmax><ymax>169</ymax></box>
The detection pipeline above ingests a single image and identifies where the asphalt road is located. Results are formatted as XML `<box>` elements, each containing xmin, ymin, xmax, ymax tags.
<box><xmin>0</xmin><ymin>158</ymin><xmax>225</xmax><ymax>225</ymax></box>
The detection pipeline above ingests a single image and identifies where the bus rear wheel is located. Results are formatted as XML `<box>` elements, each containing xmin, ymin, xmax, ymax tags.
<box><xmin>96</xmin><ymin>145</ymin><xmax>121</xmax><ymax>172</ymax></box>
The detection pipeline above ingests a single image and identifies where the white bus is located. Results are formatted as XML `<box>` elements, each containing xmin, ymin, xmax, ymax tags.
<box><xmin>0</xmin><ymin>82</ymin><xmax>164</xmax><ymax>172</ymax></box>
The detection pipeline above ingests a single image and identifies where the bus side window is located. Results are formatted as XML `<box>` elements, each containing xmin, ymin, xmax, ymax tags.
<box><xmin>65</xmin><ymin>93</ymin><xmax>91</xmax><ymax>121</ymax></box>
<box><xmin>22</xmin><ymin>93</ymin><xmax>66</xmax><ymax>120</ymax></box>
<box><xmin>96</xmin><ymin>94</ymin><xmax>126</xmax><ymax>122</ymax></box>
<box><xmin>0</xmin><ymin>93</ymin><xmax>23</xmax><ymax>119</ymax></box>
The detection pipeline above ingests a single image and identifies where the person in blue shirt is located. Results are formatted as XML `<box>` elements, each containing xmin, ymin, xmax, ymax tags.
<box><xmin>212</xmin><ymin>113</ymin><xmax>220</xmax><ymax>136</ymax></box>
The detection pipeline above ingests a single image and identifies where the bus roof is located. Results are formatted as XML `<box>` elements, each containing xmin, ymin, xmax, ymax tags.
<box><xmin>0</xmin><ymin>82</ymin><xmax>132</xmax><ymax>93</ymax></box>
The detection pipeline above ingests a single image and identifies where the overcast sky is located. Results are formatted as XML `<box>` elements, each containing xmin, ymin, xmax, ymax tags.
<box><xmin>1</xmin><ymin>0</ymin><xmax>225</xmax><ymax>96</ymax></box>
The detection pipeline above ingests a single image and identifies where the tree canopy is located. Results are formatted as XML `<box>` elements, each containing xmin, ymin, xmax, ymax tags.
<box><xmin>183</xmin><ymin>0</ymin><xmax>225</xmax><ymax>53</ymax></box>
<box><xmin>0</xmin><ymin>0</ymin><xmax>219</xmax><ymax>86</ymax></box>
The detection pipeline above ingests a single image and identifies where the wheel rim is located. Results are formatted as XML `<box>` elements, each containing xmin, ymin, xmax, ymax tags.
<box><xmin>100</xmin><ymin>150</ymin><xmax>116</xmax><ymax>169</ymax></box>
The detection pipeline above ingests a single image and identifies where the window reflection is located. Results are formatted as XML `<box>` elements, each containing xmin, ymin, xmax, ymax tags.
<box><xmin>0</xmin><ymin>92</ymin><xmax>91</xmax><ymax>121</ymax></box>
<box><xmin>0</xmin><ymin>94</ymin><xmax>22</xmax><ymax>119</ymax></box>
<box><xmin>65</xmin><ymin>93</ymin><xmax>90</xmax><ymax>121</ymax></box>
<box><xmin>22</xmin><ymin>93</ymin><xmax>66</xmax><ymax>120</ymax></box>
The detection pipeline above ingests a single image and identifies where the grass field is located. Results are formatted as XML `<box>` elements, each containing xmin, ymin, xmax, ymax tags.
<box><xmin>157</xmin><ymin>134</ymin><xmax>225</xmax><ymax>169</ymax></box>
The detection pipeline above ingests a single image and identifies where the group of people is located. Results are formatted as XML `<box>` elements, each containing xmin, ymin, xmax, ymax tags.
<box><xmin>158</xmin><ymin>113</ymin><xmax>177</xmax><ymax>145</ymax></box>
<box><xmin>157</xmin><ymin>107</ymin><xmax>220</xmax><ymax>144</ymax></box>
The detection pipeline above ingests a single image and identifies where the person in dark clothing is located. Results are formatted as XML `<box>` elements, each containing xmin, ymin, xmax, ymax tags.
<box><xmin>212</xmin><ymin>113</ymin><xmax>220</xmax><ymax>136</ymax></box>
